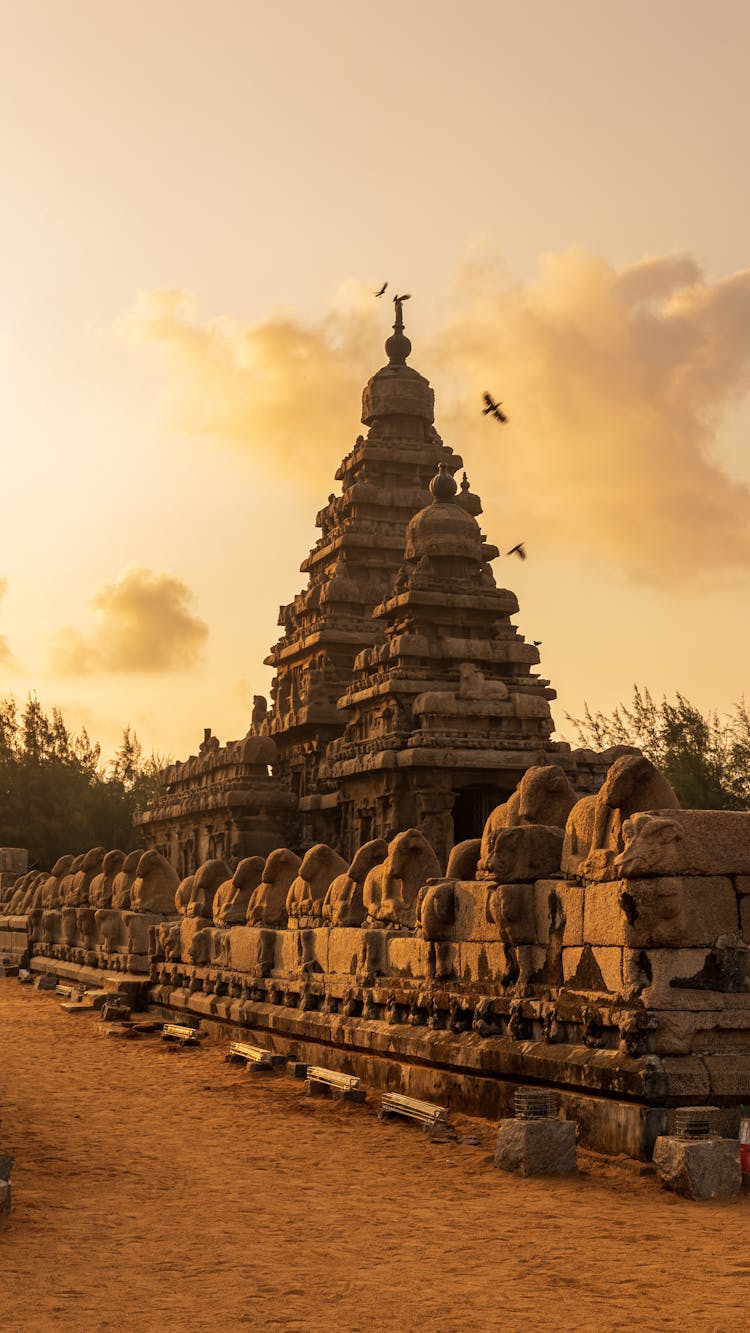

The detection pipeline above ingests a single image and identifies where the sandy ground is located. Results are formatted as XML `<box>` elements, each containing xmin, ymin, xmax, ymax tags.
<box><xmin>0</xmin><ymin>982</ymin><xmax>748</xmax><ymax>1332</ymax></box>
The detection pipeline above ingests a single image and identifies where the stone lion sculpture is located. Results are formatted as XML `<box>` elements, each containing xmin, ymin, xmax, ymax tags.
<box><xmin>110</xmin><ymin>849</ymin><xmax>144</xmax><ymax>910</ymax></box>
<box><xmin>562</xmin><ymin>753</ymin><xmax>680</xmax><ymax>879</ymax></box>
<box><xmin>186</xmin><ymin>858</ymin><xmax>231</xmax><ymax>920</ymax></box>
<box><xmin>213</xmin><ymin>856</ymin><xmax>265</xmax><ymax>926</ymax></box>
<box><xmin>478</xmin><ymin>766</ymin><xmax>578</xmax><ymax>879</ymax></box>
<box><xmin>246</xmin><ymin>848</ymin><xmax>301</xmax><ymax>927</ymax></box>
<box><xmin>286</xmin><ymin>844</ymin><xmax>349</xmax><ymax>927</ymax></box>
<box><xmin>363</xmin><ymin>828</ymin><xmax>442</xmax><ymax>929</ymax></box>
<box><xmin>129</xmin><ymin>849</ymin><xmax>181</xmax><ymax>915</ymax></box>
<box><xmin>322</xmin><ymin>839</ymin><xmax>389</xmax><ymax>927</ymax></box>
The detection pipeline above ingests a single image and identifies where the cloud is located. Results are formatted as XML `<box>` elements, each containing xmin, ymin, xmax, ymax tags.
<box><xmin>0</xmin><ymin>577</ymin><xmax>14</xmax><ymax>667</ymax></box>
<box><xmin>124</xmin><ymin>252</ymin><xmax>750</xmax><ymax>583</ymax></box>
<box><xmin>122</xmin><ymin>283</ymin><xmax>377</xmax><ymax>481</ymax></box>
<box><xmin>50</xmin><ymin>567</ymin><xmax>208</xmax><ymax>674</ymax></box>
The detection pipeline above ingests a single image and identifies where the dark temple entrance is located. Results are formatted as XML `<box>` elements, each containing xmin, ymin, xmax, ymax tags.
<box><xmin>451</xmin><ymin>784</ymin><xmax>505</xmax><ymax>843</ymax></box>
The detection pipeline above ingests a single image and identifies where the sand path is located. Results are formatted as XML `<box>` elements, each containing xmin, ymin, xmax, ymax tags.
<box><xmin>1</xmin><ymin>982</ymin><xmax>748</xmax><ymax>1331</ymax></box>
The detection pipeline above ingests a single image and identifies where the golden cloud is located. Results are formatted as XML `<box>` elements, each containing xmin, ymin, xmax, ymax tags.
<box><xmin>123</xmin><ymin>283</ymin><xmax>377</xmax><ymax>479</ymax></box>
<box><xmin>125</xmin><ymin>252</ymin><xmax>750</xmax><ymax>584</ymax></box>
<box><xmin>50</xmin><ymin>567</ymin><xmax>208</xmax><ymax>674</ymax></box>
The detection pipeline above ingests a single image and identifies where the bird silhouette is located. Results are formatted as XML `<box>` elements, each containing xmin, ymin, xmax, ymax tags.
<box><xmin>507</xmin><ymin>543</ymin><xmax>526</xmax><ymax>560</ymax></box>
<box><xmin>482</xmin><ymin>391</ymin><xmax>508</xmax><ymax>423</ymax></box>
<box><xmin>394</xmin><ymin>292</ymin><xmax>411</xmax><ymax>303</ymax></box>
<box><xmin>375</xmin><ymin>282</ymin><xmax>388</xmax><ymax>297</ymax></box>
<box><xmin>533</xmin><ymin>640</ymin><xmax>542</xmax><ymax>647</ymax></box>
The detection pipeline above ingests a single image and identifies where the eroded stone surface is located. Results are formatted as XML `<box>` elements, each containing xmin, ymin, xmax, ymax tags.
<box><xmin>653</xmin><ymin>1135</ymin><xmax>741</xmax><ymax>1199</ymax></box>
<box><xmin>494</xmin><ymin>1118</ymin><xmax>577</xmax><ymax>1175</ymax></box>
<box><xmin>616</xmin><ymin>810</ymin><xmax>750</xmax><ymax>879</ymax></box>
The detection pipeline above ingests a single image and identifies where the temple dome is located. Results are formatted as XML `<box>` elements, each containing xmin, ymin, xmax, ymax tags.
<box><xmin>361</xmin><ymin>298</ymin><xmax>435</xmax><ymax>425</ymax></box>
<box><xmin>361</xmin><ymin>362</ymin><xmax>435</xmax><ymax>426</ymax></box>
<box><xmin>405</xmin><ymin>489</ymin><xmax>484</xmax><ymax>562</ymax></box>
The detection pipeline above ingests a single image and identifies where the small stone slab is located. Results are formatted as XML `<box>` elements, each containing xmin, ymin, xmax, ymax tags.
<box><xmin>36</xmin><ymin>974</ymin><xmax>57</xmax><ymax>991</ymax></box>
<box><xmin>287</xmin><ymin>1061</ymin><xmax>308</xmax><ymax>1079</ymax></box>
<box><xmin>494</xmin><ymin>1118</ymin><xmax>577</xmax><ymax>1176</ymax></box>
<box><xmin>653</xmin><ymin>1135</ymin><xmax>742</xmax><ymax>1200</ymax></box>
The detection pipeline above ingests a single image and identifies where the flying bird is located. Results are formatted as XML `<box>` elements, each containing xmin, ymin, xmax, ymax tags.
<box><xmin>394</xmin><ymin>292</ymin><xmax>411</xmax><ymax>303</ymax></box>
<box><xmin>507</xmin><ymin>543</ymin><xmax>526</xmax><ymax>560</ymax></box>
<box><xmin>374</xmin><ymin>282</ymin><xmax>388</xmax><ymax>297</ymax></box>
<box><xmin>482</xmin><ymin>392</ymin><xmax>508</xmax><ymax>423</ymax></box>
<box><xmin>533</xmin><ymin>640</ymin><xmax>542</xmax><ymax>647</ymax></box>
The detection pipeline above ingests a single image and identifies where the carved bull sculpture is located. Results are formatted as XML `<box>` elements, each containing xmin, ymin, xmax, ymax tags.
<box><xmin>185</xmin><ymin>858</ymin><xmax>231</xmax><ymax>920</ymax></box>
<box><xmin>363</xmin><ymin>829</ymin><xmax>442</xmax><ymax>929</ymax></box>
<box><xmin>286</xmin><ymin>844</ymin><xmax>348</xmax><ymax>927</ymax></box>
<box><xmin>212</xmin><ymin>857</ymin><xmax>265</xmax><ymax>926</ymax></box>
<box><xmin>562</xmin><ymin>754</ymin><xmax>680</xmax><ymax>879</ymax></box>
<box><xmin>246</xmin><ymin>849</ymin><xmax>301</xmax><ymax>928</ymax></box>
<box><xmin>478</xmin><ymin>766</ymin><xmax>577</xmax><ymax>879</ymax></box>
<box><xmin>322</xmin><ymin>839</ymin><xmax>389</xmax><ymax>927</ymax></box>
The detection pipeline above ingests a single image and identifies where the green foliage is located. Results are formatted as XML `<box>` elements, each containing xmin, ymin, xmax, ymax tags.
<box><xmin>0</xmin><ymin>695</ymin><xmax>168</xmax><ymax>869</ymax></box>
<box><xmin>566</xmin><ymin>686</ymin><xmax>750</xmax><ymax>810</ymax></box>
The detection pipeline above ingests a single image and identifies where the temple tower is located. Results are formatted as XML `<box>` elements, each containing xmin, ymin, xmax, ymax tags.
<box><xmin>264</xmin><ymin>301</ymin><xmax>464</xmax><ymax>830</ymax></box>
<box><xmin>323</xmin><ymin>464</ymin><xmax>572</xmax><ymax>862</ymax></box>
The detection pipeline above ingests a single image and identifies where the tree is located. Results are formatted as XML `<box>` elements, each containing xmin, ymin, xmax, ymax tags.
<box><xmin>0</xmin><ymin>694</ymin><xmax>168</xmax><ymax>869</ymax></box>
<box><xmin>565</xmin><ymin>686</ymin><xmax>750</xmax><ymax>810</ymax></box>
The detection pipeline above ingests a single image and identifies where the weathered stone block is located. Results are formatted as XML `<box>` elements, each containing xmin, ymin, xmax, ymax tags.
<box><xmin>494</xmin><ymin>1118</ymin><xmax>577</xmax><ymax>1175</ymax></box>
<box><xmin>702</xmin><ymin>1053</ymin><xmax>750</xmax><ymax>1098</ymax></box>
<box><xmin>736</xmin><ymin>876</ymin><xmax>750</xmax><ymax>896</ymax></box>
<box><xmin>386</xmin><ymin>935</ymin><xmax>427</xmax><ymax>979</ymax></box>
<box><xmin>327</xmin><ymin>927</ymin><xmax>364</xmax><ymax>977</ymax></box>
<box><xmin>563</xmin><ymin>944</ymin><xmax>623</xmax><ymax>993</ymax></box>
<box><xmin>492</xmin><ymin>883</ymin><xmax>535</xmax><ymax>944</ymax></box>
<box><xmin>616</xmin><ymin>809</ymin><xmax>750</xmax><ymax>879</ymax></box>
<box><xmin>653</xmin><ymin>1135</ymin><xmax>741</xmax><ymax>1199</ymax></box>
<box><xmin>457</xmin><ymin>940</ymin><xmax>511</xmax><ymax>984</ymax></box>
<box><xmin>628</xmin><ymin>949</ymin><xmax>750</xmax><ymax>1007</ymax></box>
<box><xmin>452</xmin><ymin>881</ymin><xmax>497</xmax><ymax>942</ymax></box>
<box><xmin>625</xmin><ymin>948</ymin><xmax>745</xmax><ymax>1011</ymax></box>
<box><xmin>585</xmin><ymin>877</ymin><xmax>738</xmax><ymax>948</ymax></box>
<box><xmin>741</xmin><ymin>896</ymin><xmax>750</xmax><ymax>943</ymax></box>
<box><xmin>533</xmin><ymin>880</ymin><xmax>582</xmax><ymax>946</ymax></box>
<box><xmin>228</xmin><ymin>925</ymin><xmax>264</xmax><ymax>973</ymax></box>
<box><xmin>273</xmin><ymin>929</ymin><xmax>299</xmax><ymax>974</ymax></box>
<box><xmin>659</xmin><ymin>1056</ymin><xmax>711</xmax><ymax>1099</ymax></box>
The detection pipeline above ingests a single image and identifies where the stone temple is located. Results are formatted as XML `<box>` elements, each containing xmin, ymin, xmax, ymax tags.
<box><xmin>4</xmin><ymin>300</ymin><xmax>749</xmax><ymax>1166</ymax></box>
<box><xmin>138</xmin><ymin>302</ymin><xmax>608</xmax><ymax>872</ymax></box>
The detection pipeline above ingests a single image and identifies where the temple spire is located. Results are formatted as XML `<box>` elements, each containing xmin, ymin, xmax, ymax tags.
<box><xmin>385</xmin><ymin>292</ymin><xmax>412</xmax><ymax>366</ymax></box>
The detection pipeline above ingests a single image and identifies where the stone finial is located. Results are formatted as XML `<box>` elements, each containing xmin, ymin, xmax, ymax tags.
<box><xmin>385</xmin><ymin>293</ymin><xmax>412</xmax><ymax>366</ymax></box>
<box><xmin>429</xmin><ymin>462</ymin><xmax>458</xmax><ymax>503</ymax></box>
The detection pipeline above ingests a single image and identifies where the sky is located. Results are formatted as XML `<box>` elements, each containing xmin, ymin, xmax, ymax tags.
<box><xmin>3</xmin><ymin>0</ymin><xmax>750</xmax><ymax>764</ymax></box>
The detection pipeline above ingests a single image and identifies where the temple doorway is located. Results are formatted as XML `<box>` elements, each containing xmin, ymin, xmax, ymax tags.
<box><xmin>451</xmin><ymin>784</ymin><xmax>505</xmax><ymax>843</ymax></box>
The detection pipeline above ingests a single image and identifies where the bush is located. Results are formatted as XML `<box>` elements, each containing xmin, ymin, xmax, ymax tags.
<box><xmin>0</xmin><ymin>695</ymin><xmax>166</xmax><ymax>869</ymax></box>
<box><xmin>565</xmin><ymin>686</ymin><xmax>750</xmax><ymax>810</ymax></box>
